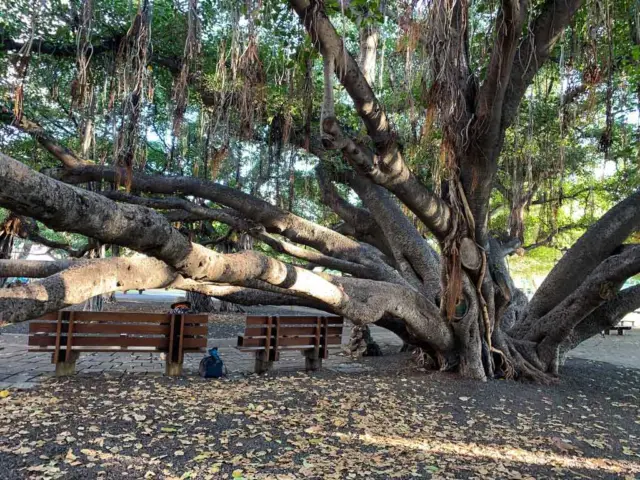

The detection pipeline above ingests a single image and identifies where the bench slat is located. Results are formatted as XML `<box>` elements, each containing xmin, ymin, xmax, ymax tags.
<box><xmin>237</xmin><ymin>334</ymin><xmax>342</xmax><ymax>349</ymax></box>
<box><xmin>29</xmin><ymin>336</ymin><xmax>207</xmax><ymax>349</ymax></box>
<box><xmin>30</xmin><ymin>323</ymin><xmax>208</xmax><ymax>337</ymax></box>
<box><xmin>30</xmin><ymin>322</ymin><xmax>171</xmax><ymax>335</ymax></box>
<box><xmin>243</xmin><ymin>325</ymin><xmax>343</xmax><ymax>336</ymax></box>
<box><xmin>246</xmin><ymin>315</ymin><xmax>342</xmax><ymax>326</ymax></box>
<box><xmin>237</xmin><ymin>344</ymin><xmax>341</xmax><ymax>352</ymax></box>
<box><xmin>28</xmin><ymin>347</ymin><xmax>205</xmax><ymax>353</ymax></box>
<box><xmin>36</xmin><ymin>312</ymin><xmax>208</xmax><ymax>323</ymax></box>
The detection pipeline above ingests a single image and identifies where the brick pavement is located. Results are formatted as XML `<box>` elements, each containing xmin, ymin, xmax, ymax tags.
<box><xmin>1</xmin><ymin>324</ymin><xmax>638</xmax><ymax>390</ymax></box>
<box><xmin>0</xmin><ymin>326</ymin><xmax>404</xmax><ymax>389</ymax></box>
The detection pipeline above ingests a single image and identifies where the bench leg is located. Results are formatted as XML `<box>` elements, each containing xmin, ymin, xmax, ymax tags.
<box><xmin>254</xmin><ymin>351</ymin><xmax>273</xmax><ymax>374</ymax></box>
<box><xmin>618</xmin><ymin>328</ymin><xmax>624</xmax><ymax>336</ymax></box>
<box><xmin>304</xmin><ymin>350</ymin><xmax>322</xmax><ymax>372</ymax></box>
<box><xmin>54</xmin><ymin>351</ymin><xmax>78</xmax><ymax>377</ymax></box>
<box><xmin>165</xmin><ymin>362</ymin><xmax>183</xmax><ymax>377</ymax></box>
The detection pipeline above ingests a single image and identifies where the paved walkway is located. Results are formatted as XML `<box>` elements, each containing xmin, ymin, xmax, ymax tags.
<box><xmin>0</xmin><ymin>325</ymin><xmax>405</xmax><ymax>389</ymax></box>
<box><xmin>1</xmin><ymin>324</ymin><xmax>638</xmax><ymax>389</ymax></box>
<box><xmin>566</xmin><ymin>328</ymin><xmax>640</xmax><ymax>369</ymax></box>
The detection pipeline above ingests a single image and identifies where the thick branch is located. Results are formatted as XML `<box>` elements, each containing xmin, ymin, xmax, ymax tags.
<box><xmin>529</xmin><ymin>247</ymin><xmax>640</xmax><ymax>362</ymax></box>
<box><xmin>476</xmin><ymin>0</ymin><xmax>526</xmax><ymax>137</ymax></box>
<box><xmin>0</xmin><ymin>258</ymin><xmax>176</xmax><ymax>322</ymax></box>
<box><xmin>0</xmin><ymin>153</ymin><xmax>357</xmax><ymax>311</ymax></box>
<box><xmin>1</xmin><ymin>31</ymin><xmax>123</xmax><ymax>59</ymax></box>
<box><xmin>346</xmin><ymin>172</ymin><xmax>441</xmax><ymax>295</ymax></box>
<box><xmin>289</xmin><ymin>0</ymin><xmax>392</xmax><ymax>150</ymax></box>
<box><xmin>525</xmin><ymin>190</ymin><xmax>640</xmax><ymax>322</ymax></box>
<box><xmin>0</xmin><ymin>259</ymin><xmax>82</xmax><ymax>278</ymax></box>
<box><xmin>249</xmin><ymin>226</ymin><xmax>375</xmax><ymax>278</ymax></box>
<box><xmin>315</xmin><ymin>166</ymin><xmax>378</xmax><ymax>240</ymax></box>
<box><xmin>0</xmin><ymin>153</ymin><xmax>451</xmax><ymax>349</ymax></box>
<box><xmin>501</xmin><ymin>0</ymin><xmax>583</xmax><ymax>129</ymax></box>
<box><xmin>1</xmin><ymin>109</ymin><xmax>88</xmax><ymax>169</ymax></box>
<box><xmin>102</xmin><ymin>192</ymin><xmax>242</xmax><ymax>227</ymax></box>
<box><xmin>560</xmin><ymin>285</ymin><xmax>640</xmax><ymax>354</ymax></box>
<box><xmin>107</xmin><ymin>192</ymin><xmax>378</xmax><ymax>278</ymax></box>
<box><xmin>13</xmin><ymin>215</ymin><xmax>92</xmax><ymax>258</ymax></box>
<box><xmin>50</xmin><ymin>164</ymin><xmax>394</xmax><ymax>277</ymax></box>
<box><xmin>320</xmin><ymin>118</ymin><xmax>452</xmax><ymax>239</ymax></box>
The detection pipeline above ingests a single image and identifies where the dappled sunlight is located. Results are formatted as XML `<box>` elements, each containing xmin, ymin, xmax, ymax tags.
<box><xmin>319</xmin><ymin>430</ymin><xmax>640</xmax><ymax>475</ymax></box>
<box><xmin>2</xmin><ymin>368</ymin><xmax>640</xmax><ymax>478</ymax></box>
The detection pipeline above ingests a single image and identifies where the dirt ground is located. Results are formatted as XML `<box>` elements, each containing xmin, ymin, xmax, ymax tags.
<box><xmin>1</xmin><ymin>357</ymin><xmax>639</xmax><ymax>480</ymax></box>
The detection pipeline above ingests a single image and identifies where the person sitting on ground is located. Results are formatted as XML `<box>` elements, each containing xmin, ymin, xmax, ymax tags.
<box><xmin>169</xmin><ymin>300</ymin><xmax>193</xmax><ymax>314</ymax></box>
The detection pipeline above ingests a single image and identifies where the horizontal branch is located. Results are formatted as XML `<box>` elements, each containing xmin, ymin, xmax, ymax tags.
<box><xmin>0</xmin><ymin>257</ymin><xmax>176</xmax><ymax>322</ymax></box>
<box><xmin>0</xmin><ymin>259</ymin><xmax>82</xmax><ymax>278</ymax></box>
<box><xmin>52</xmin><ymin>165</ymin><xmax>378</xmax><ymax>261</ymax></box>
<box><xmin>102</xmin><ymin>192</ymin><xmax>243</xmax><ymax>227</ymax></box>
<box><xmin>13</xmin><ymin>215</ymin><xmax>93</xmax><ymax>257</ymax></box>
<box><xmin>0</xmin><ymin>257</ymin><xmax>328</xmax><ymax>322</ymax></box>
<box><xmin>107</xmin><ymin>192</ymin><xmax>378</xmax><ymax>278</ymax></box>
<box><xmin>0</xmin><ymin>30</ymin><xmax>182</xmax><ymax>73</ymax></box>
<box><xmin>0</xmin><ymin>154</ymin><xmax>453</xmax><ymax>349</ymax></box>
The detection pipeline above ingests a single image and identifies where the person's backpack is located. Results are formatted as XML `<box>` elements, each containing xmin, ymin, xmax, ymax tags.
<box><xmin>199</xmin><ymin>347</ymin><xmax>225</xmax><ymax>378</ymax></box>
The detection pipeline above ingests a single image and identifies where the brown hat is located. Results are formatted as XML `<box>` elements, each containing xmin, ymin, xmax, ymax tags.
<box><xmin>170</xmin><ymin>300</ymin><xmax>192</xmax><ymax>309</ymax></box>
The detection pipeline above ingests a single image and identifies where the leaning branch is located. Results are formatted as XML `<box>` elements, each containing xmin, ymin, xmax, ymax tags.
<box><xmin>501</xmin><ymin>0</ymin><xmax>583</xmax><ymax>129</ymax></box>
<box><xmin>476</xmin><ymin>0</ymin><xmax>526</xmax><ymax>136</ymax></box>
<box><xmin>289</xmin><ymin>0</ymin><xmax>392</xmax><ymax>150</ymax></box>
<box><xmin>560</xmin><ymin>285</ymin><xmax>640</xmax><ymax>354</ymax></box>
<box><xmin>0</xmin><ymin>108</ymin><xmax>88</xmax><ymax>169</ymax></box>
<box><xmin>0</xmin><ymin>257</ymin><xmax>176</xmax><ymax>322</ymax></box>
<box><xmin>105</xmin><ymin>192</ymin><xmax>377</xmax><ymax>278</ymax></box>
<box><xmin>529</xmin><ymin>246</ymin><xmax>640</xmax><ymax>363</ymax></box>
<box><xmin>0</xmin><ymin>257</ymin><xmax>328</xmax><ymax>322</ymax></box>
<box><xmin>0</xmin><ymin>153</ymin><xmax>452</xmax><ymax>345</ymax></box>
<box><xmin>525</xmin><ymin>190</ymin><xmax>640</xmax><ymax>322</ymax></box>
<box><xmin>0</xmin><ymin>259</ymin><xmax>82</xmax><ymax>278</ymax></box>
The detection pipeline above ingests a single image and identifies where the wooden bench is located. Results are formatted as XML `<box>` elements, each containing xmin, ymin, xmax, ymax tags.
<box><xmin>28</xmin><ymin>311</ymin><xmax>208</xmax><ymax>376</ymax></box>
<box><xmin>236</xmin><ymin>315</ymin><xmax>344</xmax><ymax>373</ymax></box>
<box><xmin>604</xmin><ymin>319</ymin><xmax>635</xmax><ymax>336</ymax></box>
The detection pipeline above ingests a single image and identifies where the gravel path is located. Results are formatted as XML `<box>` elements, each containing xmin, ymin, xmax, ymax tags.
<box><xmin>0</xmin><ymin>358</ymin><xmax>639</xmax><ymax>479</ymax></box>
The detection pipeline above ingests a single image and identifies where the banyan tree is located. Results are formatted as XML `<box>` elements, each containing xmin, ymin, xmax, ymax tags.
<box><xmin>0</xmin><ymin>0</ymin><xmax>639</xmax><ymax>382</ymax></box>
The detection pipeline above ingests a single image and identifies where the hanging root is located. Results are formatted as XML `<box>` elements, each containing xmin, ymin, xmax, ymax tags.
<box><xmin>491</xmin><ymin>347</ymin><xmax>515</xmax><ymax>379</ymax></box>
<box><xmin>320</xmin><ymin>53</ymin><xmax>338</xmax><ymax>146</ymax></box>
<box><xmin>113</xmin><ymin>0</ymin><xmax>152</xmax><ymax>190</ymax></box>
<box><xmin>72</xmin><ymin>0</ymin><xmax>94</xmax><ymax>110</ymax></box>
<box><xmin>172</xmin><ymin>0</ymin><xmax>200</xmax><ymax>136</ymax></box>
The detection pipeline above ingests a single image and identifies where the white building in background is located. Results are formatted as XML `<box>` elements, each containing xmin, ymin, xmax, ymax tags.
<box><xmin>23</xmin><ymin>244</ymin><xmax>56</xmax><ymax>262</ymax></box>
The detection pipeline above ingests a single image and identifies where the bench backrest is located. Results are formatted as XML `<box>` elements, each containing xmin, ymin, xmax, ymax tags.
<box><xmin>237</xmin><ymin>315</ymin><xmax>344</xmax><ymax>360</ymax></box>
<box><xmin>29</xmin><ymin>311</ymin><xmax>208</xmax><ymax>363</ymax></box>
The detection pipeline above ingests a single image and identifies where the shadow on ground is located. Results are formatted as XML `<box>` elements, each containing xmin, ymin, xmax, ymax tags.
<box><xmin>1</xmin><ymin>357</ymin><xmax>639</xmax><ymax>479</ymax></box>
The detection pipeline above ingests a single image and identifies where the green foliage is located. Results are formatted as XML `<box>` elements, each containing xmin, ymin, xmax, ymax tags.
<box><xmin>0</xmin><ymin>0</ymin><xmax>637</xmax><ymax>276</ymax></box>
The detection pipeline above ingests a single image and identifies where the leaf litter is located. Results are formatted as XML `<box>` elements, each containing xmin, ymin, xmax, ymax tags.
<box><xmin>0</xmin><ymin>358</ymin><xmax>638</xmax><ymax>479</ymax></box>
